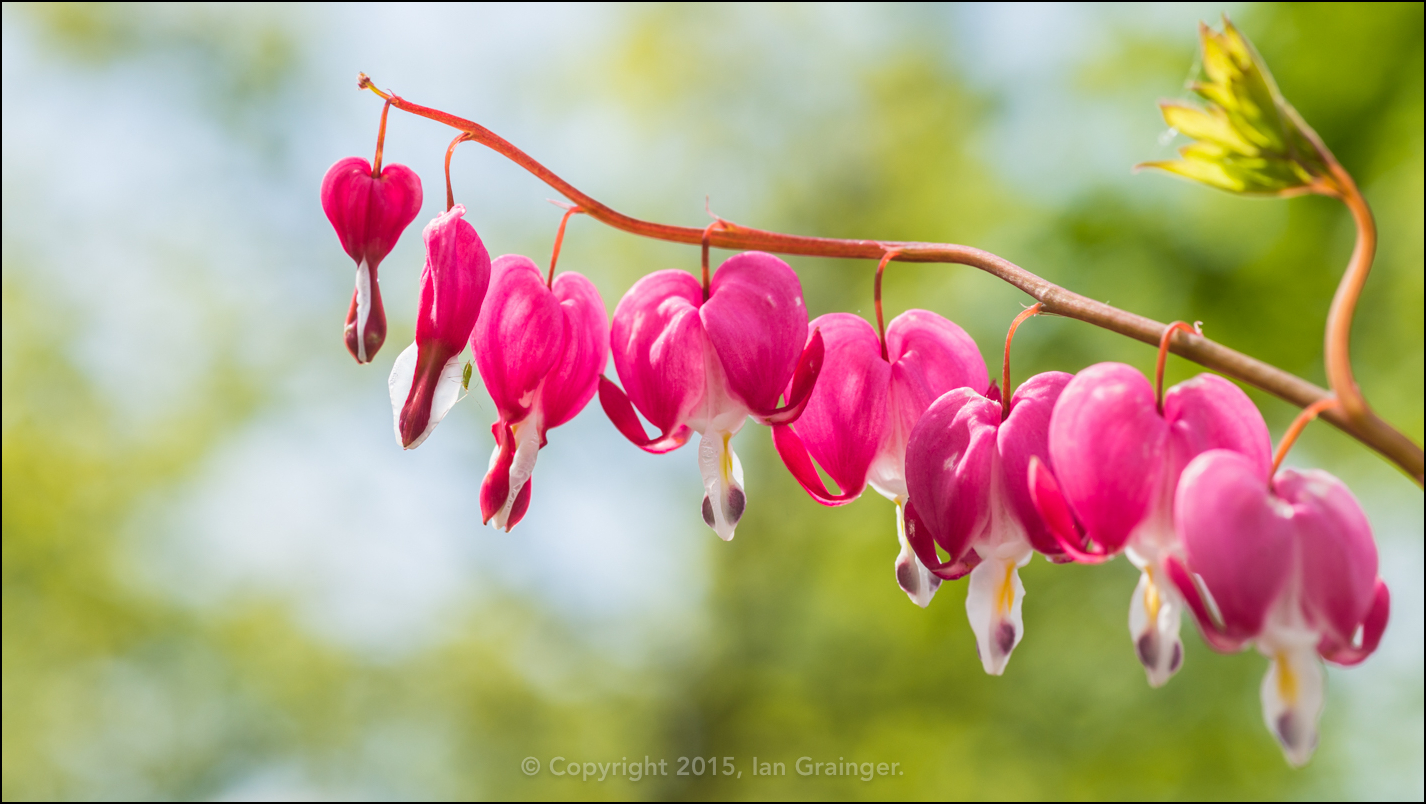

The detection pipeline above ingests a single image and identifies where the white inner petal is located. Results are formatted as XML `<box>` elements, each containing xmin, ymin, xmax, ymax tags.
<box><xmin>867</xmin><ymin>448</ymin><xmax>907</xmax><ymax>502</ymax></box>
<box><xmin>697</xmin><ymin>429</ymin><xmax>745</xmax><ymax>541</ymax></box>
<box><xmin>492</xmin><ymin>412</ymin><xmax>543</xmax><ymax>531</ymax></box>
<box><xmin>387</xmin><ymin>343</ymin><xmax>468</xmax><ymax>450</ymax></box>
<box><xmin>388</xmin><ymin>342</ymin><xmax>419</xmax><ymax>448</ymax></box>
<box><xmin>966</xmin><ymin>550</ymin><xmax>1030</xmax><ymax>676</ymax></box>
<box><xmin>418</xmin><ymin>354</ymin><xmax>469</xmax><ymax>448</ymax></box>
<box><xmin>686</xmin><ymin>339</ymin><xmax>748</xmax><ymax>436</ymax></box>
<box><xmin>1127</xmin><ymin>562</ymin><xmax>1185</xmax><ymax>688</ymax></box>
<box><xmin>965</xmin><ymin>458</ymin><xmax>1036</xmax><ymax>675</ymax></box>
<box><xmin>1126</xmin><ymin>456</ymin><xmax>1179</xmax><ymax>563</ymax></box>
<box><xmin>1259</xmin><ymin>643</ymin><xmax>1325</xmax><ymax>768</ymax></box>
<box><xmin>354</xmin><ymin>259</ymin><xmax>372</xmax><ymax>363</ymax></box>
<box><xmin>893</xmin><ymin>499</ymin><xmax>939</xmax><ymax>608</ymax></box>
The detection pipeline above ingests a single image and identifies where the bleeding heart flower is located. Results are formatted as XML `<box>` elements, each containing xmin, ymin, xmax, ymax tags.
<box><xmin>320</xmin><ymin>156</ymin><xmax>423</xmax><ymax>363</ymax></box>
<box><xmin>1029</xmin><ymin>363</ymin><xmax>1271</xmax><ymax>686</ymax></box>
<box><xmin>900</xmin><ymin>371</ymin><xmax>1071</xmax><ymax>673</ymax></box>
<box><xmin>600</xmin><ymin>252</ymin><xmax>823</xmax><ymax>540</ymax></box>
<box><xmin>388</xmin><ymin>204</ymin><xmax>491</xmax><ymax>449</ymax></box>
<box><xmin>473</xmin><ymin>255</ymin><xmax>609</xmax><ymax>531</ymax></box>
<box><xmin>1166</xmin><ymin>449</ymin><xmax>1389</xmax><ymax>766</ymax></box>
<box><xmin>771</xmin><ymin>311</ymin><xmax>988</xmax><ymax>607</ymax></box>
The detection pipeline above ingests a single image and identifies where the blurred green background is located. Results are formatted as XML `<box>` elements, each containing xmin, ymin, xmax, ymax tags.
<box><xmin>2</xmin><ymin>3</ymin><xmax>1421</xmax><ymax>800</ymax></box>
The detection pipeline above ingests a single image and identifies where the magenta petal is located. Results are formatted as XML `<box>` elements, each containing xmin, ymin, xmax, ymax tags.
<box><xmin>1273</xmin><ymin>467</ymin><xmax>1380</xmax><ymax>649</ymax></box>
<box><xmin>598</xmin><ymin>376</ymin><xmax>693</xmax><ymax>454</ymax></box>
<box><xmin>998</xmin><ymin>371</ymin><xmax>1073</xmax><ymax>556</ymax></box>
<box><xmin>1176</xmin><ymin>449</ymin><xmax>1294</xmax><ymax>642</ymax></box>
<box><xmin>758</xmin><ymin>328</ymin><xmax>824</xmax><ymax>425</ymax></box>
<box><xmin>1319</xmin><ymin>579</ymin><xmax>1389</xmax><ymax>666</ymax></box>
<box><xmin>481</xmin><ymin>423</ymin><xmax>516</xmax><ymax>524</ymax></box>
<box><xmin>772</xmin><ymin>424</ymin><xmax>862</xmax><ymax>505</ymax></box>
<box><xmin>415</xmin><ymin>205</ymin><xmax>491</xmax><ymax>352</ymax></box>
<box><xmin>473</xmin><ymin>256</ymin><xmax>565</xmax><ymax>423</ymax></box>
<box><xmin>782</xmin><ymin>314</ymin><xmax>889</xmax><ymax>496</ymax></box>
<box><xmin>701</xmin><ymin>252</ymin><xmax>809</xmax><ymax>414</ymax></box>
<box><xmin>885</xmin><ymin>310</ymin><xmax>989</xmax><ymax>444</ymax></box>
<box><xmin>320</xmin><ymin>157</ymin><xmax>423</xmax><ymax>269</ymax></box>
<box><xmin>904</xmin><ymin>388</ymin><xmax>999</xmax><ymax>561</ymax></box>
<box><xmin>1164</xmin><ymin>374</ymin><xmax>1272</xmax><ymax>480</ymax></box>
<box><xmin>1027</xmin><ymin>456</ymin><xmax>1109</xmax><ymax>563</ymax></box>
<box><xmin>540</xmin><ymin>271</ymin><xmax>611</xmax><ymax>430</ymax></box>
<box><xmin>1048</xmin><ymin>363</ymin><xmax>1167</xmax><ymax>554</ymax></box>
<box><xmin>1164</xmin><ymin>556</ymin><xmax>1250</xmax><ymax>653</ymax></box>
<box><xmin>505</xmin><ymin>475</ymin><xmax>533</xmax><ymax>531</ymax></box>
<box><xmin>904</xmin><ymin>497</ymin><xmax>980</xmax><ymax>580</ymax></box>
<box><xmin>610</xmin><ymin>269</ymin><xmax>707</xmax><ymax>437</ymax></box>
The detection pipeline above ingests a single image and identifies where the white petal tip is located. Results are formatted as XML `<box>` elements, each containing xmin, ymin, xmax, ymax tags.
<box><xmin>894</xmin><ymin>506</ymin><xmax>940</xmax><ymax>608</ymax></box>
<box><xmin>966</xmin><ymin>557</ymin><xmax>1026</xmax><ymax>676</ymax></box>
<box><xmin>697</xmin><ymin>431</ymin><xmax>745</xmax><ymax>541</ymax></box>
<box><xmin>1135</xmin><ymin>633</ymin><xmax>1185</xmax><ymax>688</ymax></box>
<box><xmin>1129</xmin><ymin>567</ymin><xmax>1185</xmax><ymax>687</ymax></box>
<box><xmin>897</xmin><ymin>566</ymin><xmax>938</xmax><ymax>609</ymax></box>
<box><xmin>974</xmin><ymin>620</ymin><xmax>1019</xmax><ymax>676</ymax></box>
<box><xmin>1262</xmin><ymin>648</ymin><xmax>1324</xmax><ymax>768</ymax></box>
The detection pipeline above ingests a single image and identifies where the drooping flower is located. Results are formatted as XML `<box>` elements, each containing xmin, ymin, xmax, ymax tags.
<box><xmin>388</xmin><ymin>204</ymin><xmax>491</xmax><ymax>449</ymax></box>
<box><xmin>473</xmin><ymin>255</ymin><xmax>608</xmax><ymax>531</ymax></box>
<box><xmin>320</xmin><ymin>156</ymin><xmax>423</xmax><ymax>363</ymax></box>
<box><xmin>1167</xmin><ymin>449</ymin><xmax>1390</xmax><ymax>766</ymax></box>
<box><xmin>771</xmin><ymin>311</ymin><xmax>988</xmax><ymax>606</ymax></box>
<box><xmin>900</xmin><ymin>371</ymin><xmax>1072</xmax><ymax>673</ymax></box>
<box><xmin>1029</xmin><ymin>362</ymin><xmax>1271</xmax><ymax>686</ymax></box>
<box><xmin>599</xmin><ymin>252</ymin><xmax>823</xmax><ymax>540</ymax></box>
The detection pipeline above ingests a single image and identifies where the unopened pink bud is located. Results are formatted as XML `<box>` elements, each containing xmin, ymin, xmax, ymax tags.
<box><xmin>320</xmin><ymin>156</ymin><xmax>423</xmax><ymax>363</ymax></box>
<box><xmin>388</xmin><ymin>205</ymin><xmax>491</xmax><ymax>450</ymax></box>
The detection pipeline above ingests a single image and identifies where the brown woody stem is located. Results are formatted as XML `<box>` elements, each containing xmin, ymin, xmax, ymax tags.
<box><xmin>356</xmin><ymin>74</ymin><xmax>1424</xmax><ymax>486</ymax></box>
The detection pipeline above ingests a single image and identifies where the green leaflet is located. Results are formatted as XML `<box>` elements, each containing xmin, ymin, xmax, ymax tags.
<box><xmin>1138</xmin><ymin>17</ymin><xmax>1336</xmax><ymax>197</ymax></box>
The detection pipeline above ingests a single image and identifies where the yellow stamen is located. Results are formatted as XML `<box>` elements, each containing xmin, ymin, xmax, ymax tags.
<box><xmin>1144</xmin><ymin>566</ymin><xmax>1162</xmax><ymax>625</ymax></box>
<box><xmin>1276</xmin><ymin>652</ymin><xmax>1298</xmax><ymax>705</ymax></box>
<box><xmin>997</xmin><ymin>561</ymin><xmax>1015</xmax><ymax>615</ymax></box>
<box><xmin>721</xmin><ymin>432</ymin><xmax>732</xmax><ymax>481</ymax></box>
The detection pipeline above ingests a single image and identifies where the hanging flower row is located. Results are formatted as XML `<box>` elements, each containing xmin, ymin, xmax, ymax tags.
<box><xmin>317</xmin><ymin>17</ymin><xmax>1414</xmax><ymax>768</ymax></box>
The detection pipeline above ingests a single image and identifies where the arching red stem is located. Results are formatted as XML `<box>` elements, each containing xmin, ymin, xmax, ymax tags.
<box><xmin>873</xmin><ymin>250</ymin><xmax>898</xmax><ymax>362</ymax></box>
<box><xmin>548</xmin><ymin>206</ymin><xmax>584</xmax><ymax>288</ymax></box>
<box><xmin>701</xmin><ymin>220</ymin><xmax>725</xmax><ymax>302</ymax></box>
<box><xmin>1272</xmin><ymin>397</ymin><xmax>1340</xmax><ymax>477</ymax></box>
<box><xmin>1155</xmin><ymin>321</ymin><xmax>1199</xmax><ymax>415</ymax></box>
<box><xmin>372</xmin><ymin>97</ymin><xmax>392</xmax><ymax>177</ymax></box>
<box><xmin>351</xmin><ymin>74</ymin><xmax>1424</xmax><ymax>486</ymax></box>
<box><xmin>444</xmin><ymin>132</ymin><xmax>471</xmax><ymax>212</ymax></box>
<box><xmin>1001</xmin><ymin>303</ymin><xmax>1044</xmax><ymax>420</ymax></box>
